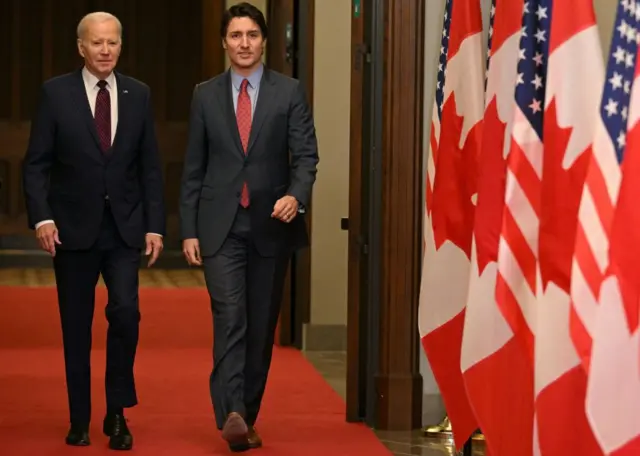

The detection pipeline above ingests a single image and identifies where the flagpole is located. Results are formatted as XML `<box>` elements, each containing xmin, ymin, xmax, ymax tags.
<box><xmin>462</xmin><ymin>439</ymin><xmax>472</xmax><ymax>456</ymax></box>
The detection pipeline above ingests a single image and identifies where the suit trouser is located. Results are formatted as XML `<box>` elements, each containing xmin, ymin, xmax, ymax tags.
<box><xmin>53</xmin><ymin>204</ymin><xmax>141</xmax><ymax>425</ymax></box>
<box><xmin>202</xmin><ymin>206</ymin><xmax>290</xmax><ymax>429</ymax></box>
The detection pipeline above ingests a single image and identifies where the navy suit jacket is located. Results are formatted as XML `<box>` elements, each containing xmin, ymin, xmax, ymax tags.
<box><xmin>22</xmin><ymin>68</ymin><xmax>165</xmax><ymax>250</ymax></box>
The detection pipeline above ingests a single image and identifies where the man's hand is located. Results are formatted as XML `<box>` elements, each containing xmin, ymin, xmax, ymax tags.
<box><xmin>145</xmin><ymin>234</ymin><xmax>163</xmax><ymax>267</ymax></box>
<box><xmin>36</xmin><ymin>223</ymin><xmax>61</xmax><ymax>256</ymax></box>
<box><xmin>272</xmin><ymin>195</ymin><xmax>299</xmax><ymax>223</ymax></box>
<box><xmin>183</xmin><ymin>238</ymin><xmax>202</xmax><ymax>266</ymax></box>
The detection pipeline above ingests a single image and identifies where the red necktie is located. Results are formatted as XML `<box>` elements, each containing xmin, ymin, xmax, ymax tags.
<box><xmin>95</xmin><ymin>80</ymin><xmax>111</xmax><ymax>154</ymax></box>
<box><xmin>236</xmin><ymin>79</ymin><xmax>251</xmax><ymax>208</ymax></box>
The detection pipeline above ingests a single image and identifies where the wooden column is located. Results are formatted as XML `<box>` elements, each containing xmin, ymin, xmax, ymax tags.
<box><xmin>10</xmin><ymin>0</ymin><xmax>20</xmax><ymax>124</ymax></box>
<box><xmin>202</xmin><ymin>0</ymin><xmax>225</xmax><ymax>80</ymax></box>
<box><xmin>374</xmin><ymin>0</ymin><xmax>425</xmax><ymax>430</ymax></box>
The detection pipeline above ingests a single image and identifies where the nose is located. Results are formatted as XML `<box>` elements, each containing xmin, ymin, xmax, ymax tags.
<box><xmin>240</xmin><ymin>36</ymin><xmax>250</xmax><ymax>48</ymax></box>
<box><xmin>100</xmin><ymin>43</ymin><xmax>109</xmax><ymax>54</ymax></box>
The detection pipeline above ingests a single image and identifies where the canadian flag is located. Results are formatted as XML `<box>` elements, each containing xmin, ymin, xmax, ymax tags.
<box><xmin>460</xmin><ymin>0</ymin><xmax>535</xmax><ymax>455</ymax></box>
<box><xmin>535</xmin><ymin>0</ymin><xmax>604</xmax><ymax>454</ymax></box>
<box><xmin>580</xmin><ymin>1</ymin><xmax>640</xmax><ymax>454</ymax></box>
<box><xmin>418</xmin><ymin>0</ymin><xmax>483</xmax><ymax>448</ymax></box>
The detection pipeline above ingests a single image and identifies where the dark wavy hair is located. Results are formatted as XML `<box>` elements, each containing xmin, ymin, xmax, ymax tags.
<box><xmin>220</xmin><ymin>2</ymin><xmax>268</xmax><ymax>39</ymax></box>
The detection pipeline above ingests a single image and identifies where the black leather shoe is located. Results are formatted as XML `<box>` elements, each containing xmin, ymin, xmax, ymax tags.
<box><xmin>103</xmin><ymin>413</ymin><xmax>133</xmax><ymax>451</ymax></box>
<box><xmin>66</xmin><ymin>425</ymin><xmax>90</xmax><ymax>446</ymax></box>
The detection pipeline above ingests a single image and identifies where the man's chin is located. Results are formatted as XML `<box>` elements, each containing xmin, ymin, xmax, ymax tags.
<box><xmin>235</xmin><ymin>59</ymin><xmax>260</xmax><ymax>68</ymax></box>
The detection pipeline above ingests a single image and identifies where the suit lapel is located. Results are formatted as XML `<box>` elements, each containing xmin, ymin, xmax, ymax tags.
<box><xmin>111</xmin><ymin>71</ymin><xmax>129</xmax><ymax>152</ymax></box>
<box><xmin>217</xmin><ymin>71</ymin><xmax>245</xmax><ymax>158</ymax></box>
<box><xmin>247</xmin><ymin>69</ymin><xmax>276</xmax><ymax>153</ymax></box>
<box><xmin>70</xmin><ymin>70</ymin><xmax>104</xmax><ymax>163</ymax></box>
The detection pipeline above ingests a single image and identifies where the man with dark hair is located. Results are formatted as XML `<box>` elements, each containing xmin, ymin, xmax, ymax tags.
<box><xmin>179</xmin><ymin>2</ymin><xmax>319</xmax><ymax>452</ymax></box>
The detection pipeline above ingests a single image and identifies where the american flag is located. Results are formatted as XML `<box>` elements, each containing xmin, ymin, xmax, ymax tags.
<box><xmin>425</xmin><ymin>0</ymin><xmax>453</xmax><ymax>216</ymax></box>
<box><xmin>516</xmin><ymin>0</ymin><xmax>550</xmax><ymax>140</ymax></box>
<box><xmin>485</xmin><ymin>0</ymin><xmax>496</xmax><ymax>84</ymax></box>
<box><xmin>435</xmin><ymin>0</ymin><xmax>453</xmax><ymax>120</ymax></box>
<box><xmin>571</xmin><ymin>0</ymin><xmax>640</xmax><ymax>373</ymax></box>
<box><xmin>578</xmin><ymin>0</ymin><xmax>640</xmax><ymax>453</ymax></box>
<box><xmin>495</xmin><ymin>0</ymin><xmax>550</xmax><ymax>364</ymax></box>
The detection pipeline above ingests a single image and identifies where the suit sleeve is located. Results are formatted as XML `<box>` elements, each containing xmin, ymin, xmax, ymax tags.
<box><xmin>179</xmin><ymin>85</ymin><xmax>208</xmax><ymax>240</ymax></box>
<box><xmin>286</xmin><ymin>80</ymin><xmax>319</xmax><ymax>208</ymax></box>
<box><xmin>22</xmin><ymin>86</ymin><xmax>55</xmax><ymax>230</ymax></box>
<box><xmin>138</xmin><ymin>88</ymin><xmax>166</xmax><ymax>236</ymax></box>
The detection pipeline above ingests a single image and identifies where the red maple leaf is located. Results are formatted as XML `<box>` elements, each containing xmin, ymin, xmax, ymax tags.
<box><xmin>539</xmin><ymin>99</ymin><xmax>592</xmax><ymax>294</ymax></box>
<box><xmin>431</xmin><ymin>94</ymin><xmax>481</xmax><ymax>259</ymax></box>
<box><xmin>474</xmin><ymin>97</ymin><xmax>508</xmax><ymax>274</ymax></box>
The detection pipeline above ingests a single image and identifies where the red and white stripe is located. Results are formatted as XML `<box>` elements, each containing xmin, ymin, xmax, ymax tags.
<box><xmin>535</xmin><ymin>1</ymin><xmax>604</xmax><ymax>455</ymax></box>
<box><xmin>569</xmin><ymin>28</ymin><xmax>624</xmax><ymax>376</ymax></box>
<box><xmin>585</xmin><ymin>49</ymin><xmax>640</xmax><ymax>456</ymax></box>
<box><xmin>494</xmin><ymin>20</ymin><xmax>542</xmax><ymax>372</ymax></box>
<box><xmin>460</xmin><ymin>1</ymin><xmax>536</xmax><ymax>455</ymax></box>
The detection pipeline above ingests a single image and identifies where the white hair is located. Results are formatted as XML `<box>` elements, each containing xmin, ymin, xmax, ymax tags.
<box><xmin>76</xmin><ymin>12</ymin><xmax>122</xmax><ymax>40</ymax></box>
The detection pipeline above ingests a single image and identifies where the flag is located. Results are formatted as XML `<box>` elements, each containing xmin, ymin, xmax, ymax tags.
<box><xmin>570</xmin><ymin>0</ymin><xmax>636</xmax><ymax>373</ymax></box>
<box><xmin>460</xmin><ymin>0</ymin><xmax>535</xmax><ymax>454</ymax></box>
<box><xmin>494</xmin><ymin>0</ymin><xmax>546</xmax><ymax>370</ymax></box>
<box><xmin>535</xmin><ymin>0</ymin><xmax>605</xmax><ymax>453</ymax></box>
<box><xmin>492</xmin><ymin>0</ymin><xmax>556</xmax><ymax>452</ymax></box>
<box><xmin>418</xmin><ymin>0</ymin><xmax>483</xmax><ymax>447</ymax></box>
<box><xmin>583</xmin><ymin>1</ymin><xmax>640</xmax><ymax>453</ymax></box>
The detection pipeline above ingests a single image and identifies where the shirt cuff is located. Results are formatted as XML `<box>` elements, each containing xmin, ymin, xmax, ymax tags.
<box><xmin>35</xmin><ymin>220</ymin><xmax>55</xmax><ymax>229</ymax></box>
<box><xmin>146</xmin><ymin>233</ymin><xmax>163</xmax><ymax>238</ymax></box>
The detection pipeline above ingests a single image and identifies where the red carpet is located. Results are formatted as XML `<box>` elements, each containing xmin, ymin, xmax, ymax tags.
<box><xmin>0</xmin><ymin>286</ymin><xmax>390</xmax><ymax>455</ymax></box>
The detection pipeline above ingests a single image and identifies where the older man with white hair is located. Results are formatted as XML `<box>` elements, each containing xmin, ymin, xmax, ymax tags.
<box><xmin>22</xmin><ymin>11</ymin><xmax>165</xmax><ymax>451</ymax></box>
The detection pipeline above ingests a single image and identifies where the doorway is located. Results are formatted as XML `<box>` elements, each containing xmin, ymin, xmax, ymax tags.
<box><xmin>265</xmin><ymin>0</ymin><xmax>315</xmax><ymax>349</ymax></box>
<box><xmin>346</xmin><ymin>0</ymin><xmax>384</xmax><ymax>426</ymax></box>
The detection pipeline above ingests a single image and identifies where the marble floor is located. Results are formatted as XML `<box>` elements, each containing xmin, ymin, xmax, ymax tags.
<box><xmin>0</xmin><ymin>267</ymin><xmax>484</xmax><ymax>456</ymax></box>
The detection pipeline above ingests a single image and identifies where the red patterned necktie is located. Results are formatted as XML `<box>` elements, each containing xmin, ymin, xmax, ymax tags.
<box><xmin>95</xmin><ymin>80</ymin><xmax>111</xmax><ymax>153</ymax></box>
<box><xmin>236</xmin><ymin>79</ymin><xmax>251</xmax><ymax>208</ymax></box>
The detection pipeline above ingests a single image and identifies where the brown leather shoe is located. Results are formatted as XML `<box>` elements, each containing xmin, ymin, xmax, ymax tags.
<box><xmin>248</xmin><ymin>426</ymin><xmax>262</xmax><ymax>449</ymax></box>
<box><xmin>222</xmin><ymin>412</ymin><xmax>249</xmax><ymax>452</ymax></box>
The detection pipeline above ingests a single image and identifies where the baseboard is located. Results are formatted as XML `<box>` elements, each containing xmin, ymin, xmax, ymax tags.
<box><xmin>0</xmin><ymin>249</ymin><xmax>192</xmax><ymax>269</ymax></box>
<box><xmin>422</xmin><ymin>393</ymin><xmax>445</xmax><ymax>427</ymax></box>
<box><xmin>302</xmin><ymin>323</ymin><xmax>347</xmax><ymax>351</ymax></box>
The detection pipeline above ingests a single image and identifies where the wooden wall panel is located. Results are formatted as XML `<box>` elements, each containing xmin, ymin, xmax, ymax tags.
<box><xmin>0</xmin><ymin>0</ymin><xmax>226</xmax><ymax>242</ymax></box>
<box><xmin>0</xmin><ymin>2</ymin><xmax>11</xmax><ymax>119</ymax></box>
<box><xmin>19</xmin><ymin>1</ymin><xmax>44</xmax><ymax>121</ymax></box>
<box><xmin>166</xmin><ymin>0</ymin><xmax>203</xmax><ymax>122</ymax></box>
<box><xmin>51</xmin><ymin>0</ymin><xmax>84</xmax><ymax>76</ymax></box>
<box><xmin>0</xmin><ymin>160</ymin><xmax>9</xmax><ymax>215</ymax></box>
<box><xmin>135</xmin><ymin>0</ymin><xmax>168</xmax><ymax>121</ymax></box>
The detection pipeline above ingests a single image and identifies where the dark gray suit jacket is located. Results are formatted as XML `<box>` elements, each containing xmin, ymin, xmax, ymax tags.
<box><xmin>179</xmin><ymin>68</ymin><xmax>319</xmax><ymax>257</ymax></box>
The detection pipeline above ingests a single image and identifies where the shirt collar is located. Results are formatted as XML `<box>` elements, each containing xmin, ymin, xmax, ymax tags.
<box><xmin>230</xmin><ymin>64</ymin><xmax>263</xmax><ymax>91</ymax></box>
<box><xmin>82</xmin><ymin>66</ymin><xmax>116</xmax><ymax>90</ymax></box>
